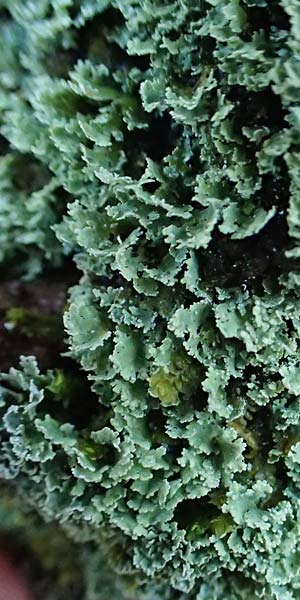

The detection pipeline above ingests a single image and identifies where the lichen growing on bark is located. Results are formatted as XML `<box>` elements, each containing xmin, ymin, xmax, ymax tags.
<box><xmin>1</xmin><ymin>1</ymin><xmax>300</xmax><ymax>598</ymax></box>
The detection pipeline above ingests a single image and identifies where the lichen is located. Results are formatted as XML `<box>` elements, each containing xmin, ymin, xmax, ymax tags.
<box><xmin>1</xmin><ymin>1</ymin><xmax>300</xmax><ymax>599</ymax></box>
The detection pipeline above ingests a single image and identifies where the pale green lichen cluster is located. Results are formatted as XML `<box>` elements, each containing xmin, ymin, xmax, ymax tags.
<box><xmin>1</xmin><ymin>1</ymin><xmax>300</xmax><ymax>598</ymax></box>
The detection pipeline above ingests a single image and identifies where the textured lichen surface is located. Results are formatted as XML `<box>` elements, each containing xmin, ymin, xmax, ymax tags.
<box><xmin>1</xmin><ymin>1</ymin><xmax>300</xmax><ymax>598</ymax></box>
